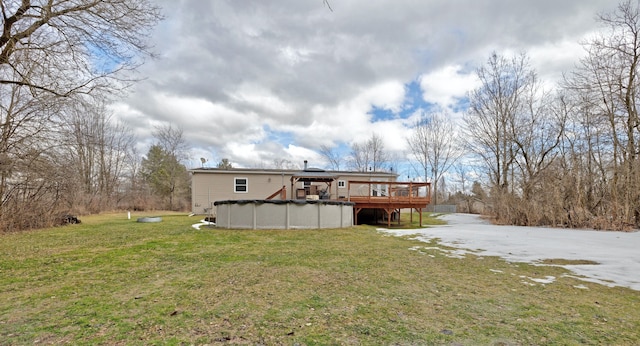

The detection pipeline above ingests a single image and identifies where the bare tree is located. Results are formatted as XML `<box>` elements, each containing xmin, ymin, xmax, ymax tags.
<box><xmin>271</xmin><ymin>158</ymin><xmax>299</xmax><ymax>170</ymax></box>
<box><xmin>0</xmin><ymin>0</ymin><xmax>161</xmax><ymax>231</ymax></box>
<box><xmin>454</xmin><ymin>164</ymin><xmax>470</xmax><ymax>194</ymax></box>
<box><xmin>0</xmin><ymin>0</ymin><xmax>161</xmax><ymax>97</ymax></box>
<box><xmin>323</xmin><ymin>0</ymin><xmax>333</xmax><ymax>11</ymax></box>
<box><xmin>512</xmin><ymin>85</ymin><xmax>565</xmax><ymax>202</ymax></box>
<box><xmin>561</xmin><ymin>0</ymin><xmax>640</xmax><ymax>228</ymax></box>
<box><xmin>349</xmin><ymin>133</ymin><xmax>388</xmax><ymax>172</ymax></box>
<box><xmin>59</xmin><ymin>100</ymin><xmax>136</xmax><ymax>211</ymax></box>
<box><xmin>452</xmin><ymin>164</ymin><xmax>473</xmax><ymax>213</ymax></box>
<box><xmin>148</xmin><ymin>124</ymin><xmax>191</xmax><ymax>210</ymax></box>
<box><xmin>465</xmin><ymin>52</ymin><xmax>533</xmax><ymax>192</ymax></box>
<box><xmin>153</xmin><ymin>124</ymin><xmax>190</xmax><ymax>163</ymax></box>
<box><xmin>593</xmin><ymin>0</ymin><xmax>640</xmax><ymax>227</ymax></box>
<box><xmin>217</xmin><ymin>158</ymin><xmax>233</xmax><ymax>169</ymax></box>
<box><xmin>349</xmin><ymin>142</ymin><xmax>369</xmax><ymax>172</ymax></box>
<box><xmin>554</xmin><ymin>88</ymin><xmax>612</xmax><ymax>227</ymax></box>
<box><xmin>464</xmin><ymin>52</ymin><xmax>537</xmax><ymax>222</ymax></box>
<box><xmin>0</xmin><ymin>79</ymin><xmax>73</xmax><ymax>231</ymax></box>
<box><xmin>368</xmin><ymin>133</ymin><xmax>388</xmax><ymax>172</ymax></box>
<box><xmin>0</xmin><ymin>84</ymin><xmax>59</xmax><ymax>203</ymax></box>
<box><xmin>407</xmin><ymin>111</ymin><xmax>460</xmax><ymax>205</ymax></box>
<box><xmin>121</xmin><ymin>145</ymin><xmax>148</xmax><ymax>211</ymax></box>
<box><xmin>319</xmin><ymin>144</ymin><xmax>342</xmax><ymax>170</ymax></box>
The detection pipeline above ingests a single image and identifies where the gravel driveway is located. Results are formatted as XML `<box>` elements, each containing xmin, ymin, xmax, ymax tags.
<box><xmin>380</xmin><ymin>213</ymin><xmax>640</xmax><ymax>291</ymax></box>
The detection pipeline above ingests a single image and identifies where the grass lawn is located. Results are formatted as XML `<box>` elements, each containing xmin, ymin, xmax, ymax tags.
<box><xmin>1</xmin><ymin>212</ymin><xmax>639</xmax><ymax>345</ymax></box>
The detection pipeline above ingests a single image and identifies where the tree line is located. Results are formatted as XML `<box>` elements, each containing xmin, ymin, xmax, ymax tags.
<box><xmin>411</xmin><ymin>1</ymin><xmax>640</xmax><ymax>230</ymax></box>
<box><xmin>322</xmin><ymin>1</ymin><xmax>640</xmax><ymax>230</ymax></box>
<box><xmin>3</xmin><ymin>0</ymin><xmax>639</xmax><ymax>232</ymax></box>
<box><xmin>462</xmin><ymin>0</ymin><xmax>640</xmax><ymax>230</ymax></box>
<box><xmin>0</xmin><ymin>1</ymin><xmax>191</xmax><ymax>232</ymax></box>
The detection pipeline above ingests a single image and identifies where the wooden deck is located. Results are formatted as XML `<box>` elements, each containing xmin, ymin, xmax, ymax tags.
<box><xmin>347</xmin><ymin>181</ymin><xmax>431</xmax><ymax>227</ymax></box>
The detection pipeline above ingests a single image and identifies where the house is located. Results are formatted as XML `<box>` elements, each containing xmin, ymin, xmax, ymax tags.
<box><xmin>190</xmin><ymin>163</ymin><xmax>399</xmax><ymax>215</ymax></box>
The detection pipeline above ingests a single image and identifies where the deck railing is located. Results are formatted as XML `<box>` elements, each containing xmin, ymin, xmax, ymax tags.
<box><xmin>346</xmin><ymin>180</ymin><xmax>431</xmax><ymax>205</ymax></box>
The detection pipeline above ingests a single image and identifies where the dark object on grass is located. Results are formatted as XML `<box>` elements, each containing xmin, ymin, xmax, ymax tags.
<box><xmin>137</xmin><ymin>216</ymin><xmax>162</xmax><ymax>223</ymax></box>
<box><xmin>60</xmin><ymin>214</ymin><xmax>81</xmax><ymax>225</ymax></box>
<box><xmin>204</xmin><ymin>216</ymin><xmax>216</xmax><ymax>223</ymax></box>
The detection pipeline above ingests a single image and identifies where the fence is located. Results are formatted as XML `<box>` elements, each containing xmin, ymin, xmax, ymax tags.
<box><xmin>426</xmin><ymin>204</ymin><xmax>457</xmax><ymax>213</ymax></box>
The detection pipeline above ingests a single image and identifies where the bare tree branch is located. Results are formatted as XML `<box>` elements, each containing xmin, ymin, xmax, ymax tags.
<box><xmin>323</xmin><ymin>0</ymin><xmax>333</xmax><ymax>12</ymax></box>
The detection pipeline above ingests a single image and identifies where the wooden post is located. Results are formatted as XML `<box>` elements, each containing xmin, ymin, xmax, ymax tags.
<box><xmin>354</xmin><ymin>207</ymin><xmax>362</xmax><ymax>225</ymax></box>
<box><xmin>386</xmin><ymin>208</ymin><xmax>392</xmax><ymax>228</ymax></box>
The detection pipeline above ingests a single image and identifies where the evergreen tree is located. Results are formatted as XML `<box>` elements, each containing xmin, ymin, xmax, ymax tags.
<box><xmin>141</xmin><ymin>145</ymin><xmax>189</xmax><ymax>210</ymax></box>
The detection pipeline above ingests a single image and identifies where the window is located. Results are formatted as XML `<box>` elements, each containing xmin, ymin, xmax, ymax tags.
<box><xmin>234</xmin><ymin>177</ymin><xmax>248</xmax><ymax>193</ymax></box>
<box><xmin>338</xmin><ymin>180</ymin><xmax>346</xmax><ymax>188</ymax></box>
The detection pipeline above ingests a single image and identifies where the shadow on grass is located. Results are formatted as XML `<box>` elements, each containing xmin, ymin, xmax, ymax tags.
<box><xmin>362</xmin><ymin>212</ymin><xmax>447</xmax><ymax>229</ymax></box>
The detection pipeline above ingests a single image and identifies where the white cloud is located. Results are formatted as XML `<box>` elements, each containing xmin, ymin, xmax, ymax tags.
<box><xmin>226</xmin><ymin>143</ymin><xmax>260</xmax><ymax>167</ymax></box>
<box><xmin>284</xmin><ymin>144</ymin><xmax>323</xmax><ymax>166</ymax></box>
<box><xmin>528</xmin><ymin>36</ymin><xmax>592</xmax><ymax>87</ymax></box>
<box><xmin>228</xmin><ymin>83</ymin><xmax>295</xmax><ymax>119</ymax></box>
<box><xmin>117</xmin><ymin>0</ymin><xmax>617</xmax><ymax>169</ymax></box>
<box><xmin>279</xmin><ymin>46</ymin><xmax>314</xmax><ymax>66</ymax></box>
<box><xmin>418</xmin><ymin>65</ymin><xmax>480</xmax><ymax>110</ymax></box>
<box><xmin>289</xmin><ymin>80</ymin><xmax>407</xmax><ymax>151</ymax></box>
<box><xmin>360</xmin><ymin>80</ymin><xmax>406</xmax><ymax>113</ymax></box>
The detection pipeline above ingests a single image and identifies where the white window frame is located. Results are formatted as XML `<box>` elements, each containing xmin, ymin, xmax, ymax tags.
<box><xmin>337</xmin><ymin>180</ymin><xmax>346</xmax><ymax>188</ymax></box>
<box><xmin>234</xmin><ymin>177</ymin><xmax>248</xmax><ymax>193</ymax></box>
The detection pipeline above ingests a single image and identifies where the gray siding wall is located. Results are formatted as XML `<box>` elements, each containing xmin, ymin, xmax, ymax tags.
<box><xmin>192</xmin><ymin>171</ymin><xmax>292</xmax><ymax>214</ymax></box>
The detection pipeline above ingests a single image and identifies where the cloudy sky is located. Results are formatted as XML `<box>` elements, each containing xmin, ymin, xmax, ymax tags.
<box><xmin>112</xmin><ymin>0</ymin><xmax>615</xmax><ymax>173</ymax></box>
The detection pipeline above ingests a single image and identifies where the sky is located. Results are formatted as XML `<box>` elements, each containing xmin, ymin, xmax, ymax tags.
<box><xmin>111</xmin><ymin>0</ymin><xmax>616</xmax><ymax>174</ymax></box>
<box><xmin>382</xmin><ymin>213</ymin><xmax>640</xmax><ymax>291</ymax></box>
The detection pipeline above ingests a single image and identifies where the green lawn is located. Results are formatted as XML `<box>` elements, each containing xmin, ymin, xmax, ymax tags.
<box><xmin>0</xmin><ymin>212</ymin><xmax>639</xmax><ymax>345</ymax></box>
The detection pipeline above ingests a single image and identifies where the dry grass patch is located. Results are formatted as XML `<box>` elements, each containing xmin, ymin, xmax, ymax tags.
<box><xmin>0</xmin><ymin>213</ymin><xmax>639</xmax><ymax>344</ymax></box>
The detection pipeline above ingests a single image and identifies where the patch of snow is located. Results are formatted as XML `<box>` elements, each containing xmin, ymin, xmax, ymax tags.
<box><xmin>192</xmin><ymin>220</ymin><xmax>215</xmax><ymax>230</ymax></box>
<box><xmin>410</xmin><ymin>245</ymin><xmax>469</xmax><ymax>259</ymax></box>
<box><xmin>379</xmin><ymin>213</ymin><xmax>640</xmax><ymax>291</ymax></box>
<box><xmin>528</xmin><ymin>276</ymin><xmax>556</xmax><ymax>284</ymax></box>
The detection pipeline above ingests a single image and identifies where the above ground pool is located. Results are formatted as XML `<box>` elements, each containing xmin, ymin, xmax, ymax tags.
<box><xmin>213</xmin><ymin>199</ymin><xmax>354</xmax><ymax>229</ymax></box>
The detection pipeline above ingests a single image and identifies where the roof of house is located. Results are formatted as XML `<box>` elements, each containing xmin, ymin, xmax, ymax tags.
<box><xmin>291</xmin><ymin>168</ymin><xmax>338</xmax><ymax>183</ymax></box>
<box><xmin>190</xmin><ymin>167</ymin><xmax>398</xmax><ymax>178</ymax></box>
